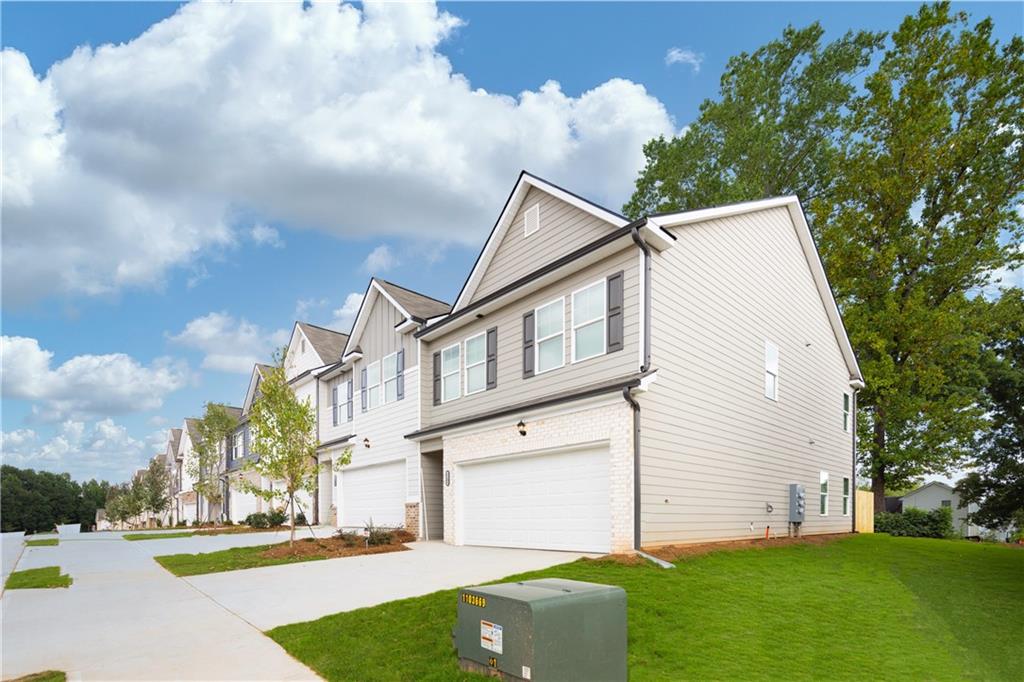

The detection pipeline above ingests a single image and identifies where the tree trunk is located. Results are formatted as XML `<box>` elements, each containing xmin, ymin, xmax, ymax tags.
<box><xmin>289</xmin><ymin>494</ymin><xmax>295</xmax><ymax>546</ymax></box>
<box><xmin>872</xmin><ymin>413</ymin><xmax>887</xmax><ymax>516</ymax></box>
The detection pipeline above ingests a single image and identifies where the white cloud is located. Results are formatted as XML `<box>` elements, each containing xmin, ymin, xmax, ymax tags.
<box><xmin>2</xmin><ymin>419</ymin><xmax>158</xmax><ymax>482</ymax></box>
<box><xmin>1</xmin><ymin>336</ymin><xmax>189</xmax><ymax>421</ymax></box>
<box><xmin>665</xmin><ymin>47</ymin><xmax>704</xmax><ymax>73</ymax></box>
<box><xmin>363</xmin><ymin>244</ymin><xmax>398</xmax><ymax>273</ymax></box>
<box><xmin>2</xmin><ymin>1</ymin><xmax>674</xmax><ymax>305</ymax></box>
<box><xmin>329</xmin><ymin>292</ymin><xmax>365</xmax><ymax>332</ymax></box>
<box><xmin>295</xmin><ymin>297</ymin><xmax>329</xmax><ymax>321</ymax></box>
<box><xmin>169</xmin><ymin>312</ymin><xmax>289</xmax><ymax>373</ymax></box>
<box><xmin>250</xmin><ymin>223</ymin><xmax>284</xmax><ymax>248</ymax></box>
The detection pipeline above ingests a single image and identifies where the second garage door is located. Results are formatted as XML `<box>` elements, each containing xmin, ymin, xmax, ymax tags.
<box><xmin>458</xmin><ymin>446</ymin><xmax>611</xmax><ymax>553</ymax></box>
<box><xmin>340</xmin><ymin>460</ymin><xmax>406</xmax><ymax>529</ymax></box>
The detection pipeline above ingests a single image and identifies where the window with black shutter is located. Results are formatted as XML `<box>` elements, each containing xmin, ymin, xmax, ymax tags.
<box><xmin>522</xmin><ymin>311</ymin><xmax>535</xmax><ymax>378</ymax></box>
<box><xmin>606</xmin><ymin>271</ymin><xmax>624</xmax><ymax>353</ymax></box>
<box><xmin>486</xmin><ymin>327</ymin><xmax>498</xmax><ymax>390</ymax></box>
<box><xmin>432</xmin><ymin>351</ymin><xmax>442</xmax><ymax>405</ymax></box>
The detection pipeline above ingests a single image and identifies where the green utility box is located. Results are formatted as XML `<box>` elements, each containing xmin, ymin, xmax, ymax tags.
<box><xmin>454</xmin><ymin>578</ymin><xmax>627</xmax><ymax>682</ymax></box>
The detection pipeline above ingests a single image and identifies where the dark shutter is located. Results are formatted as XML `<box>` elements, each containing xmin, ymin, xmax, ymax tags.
<box><xmin>522</xmin><ymin>311</ymin><xmax>535</xmax><ymax>378</ymax></box>
<box><xmin>243</xmin><ymin>427</ymin><xmax>250</xmax><ymax>457</ymax></box>
<box><xmin>396</xmin><ymin>349</ymin><xmax>405</xmax><ymax>400</ymax></box>
<box><xmin>607</xmin><ymin>271</ymin><xmax>624</xmax><ymax>353</ymax></box>
<box><xmin>432</xmin><ymin>351</ymin><xmax>442</xmax><ymax>406</ymax></box>
<box><xmin>331</xmin><ymin>385</ymin><xmax>339</xmax><ymax>427</ymax></box>
<box><xmin>360</xmin><ymin>368</ymin><xmax>368</xmax><ymax>412</ymax></box>
<box><xmin>346</xmin><ymin>379</ymin><xmax>353</xmax><ymax>422</ymax></box>
<box><xmin>486</xmin><ymin>327</ymin><xmax>498</xmax><ymax>390</ymax></box>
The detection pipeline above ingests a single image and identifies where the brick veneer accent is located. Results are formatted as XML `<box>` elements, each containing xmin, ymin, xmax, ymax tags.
<box><xmin>442</xmin><ymin>400</ymin><xmax>634</xmax><ymax>553</ymax></box>
<box><xmin>405</xmin><ymin>502</ymin><xmax>420</xmax><ymax>536</ymax></box>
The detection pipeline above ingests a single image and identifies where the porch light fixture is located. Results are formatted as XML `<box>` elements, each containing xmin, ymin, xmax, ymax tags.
<box><xmin>517</xmin><ymin>420</ymin><xmax>527</xmax><ymax>437</ymax></box>
<box><xmin>363</xmin><ymin>437</ymin><xmax>371</xmax><ymax>448</ymax></box>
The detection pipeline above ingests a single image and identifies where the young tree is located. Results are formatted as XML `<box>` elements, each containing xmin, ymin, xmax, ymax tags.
<box><xmin>188</xmin><ymin>403</ymin><xmax>238</xmax><ymax>522</ymax></box>
<box><xmin>242</xmin><ymin>352</ymin><xmax>350</xmax><ymax>545</ymax></box>
<box><xmin>625</xmin><ymin>3</ymin><xmax>1024</xmax><ymax>514</ymax></box>
<box><xmin>141</xmin><ymin>459</ymin><xmax>172</xmax><ymax>523</ymax></box>
<box><xmin>957</xmin><ymin>291</ymin><xmax>1024</xmax><ymax>530</ymax></box>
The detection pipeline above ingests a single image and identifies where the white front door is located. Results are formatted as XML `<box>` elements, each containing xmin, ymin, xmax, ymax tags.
<box><xmin>458</xmin><ymin>446</ymin><xmax>611</xmax><ymax>553</ymax></box>
<box><xmin>340</xmin><ymin>460</ymin><xmax>406</xmax><ymax>529</ymax></box>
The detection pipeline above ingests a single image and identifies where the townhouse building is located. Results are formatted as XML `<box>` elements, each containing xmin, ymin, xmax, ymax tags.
<box><xmin>211</xmin><ymin>171</ymin><xmax>861</xmax><ymax>555</ymax></box>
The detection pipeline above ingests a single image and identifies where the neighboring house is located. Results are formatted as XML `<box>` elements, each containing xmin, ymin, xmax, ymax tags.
<box><xmin>95</xmin><ymin>508</ymin><xmax>111</xmax><ymax>531</ymax></box>
<box><xmin>314</xmin><ymin>279</ymin><xmax>451</xmax><ymax>533</ymax></box>
<box><xmin>900</xmin><ymin>481</ymin><xmax>1007</xmax><ymax>540</ymax></box>
<box><xmin>175</xmin><ymin>419</ymin><xmax>200</xmax><ymax>525</ymax></box>
<box><xmin>404</xmin><ymin>172</ymin><xmax>863</xmax><ymax>553</ymax></box>
<box><xmin>165</xmin><ymin>427</ymin><xmax>183</xmax><ymax>525</ymax></box>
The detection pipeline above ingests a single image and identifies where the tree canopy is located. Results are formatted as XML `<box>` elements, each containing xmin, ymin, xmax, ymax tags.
<box><xmin>0</xmin><ymin>465</ymin><xmax>114</xmax><ymax>533</ymax></box>
<box><xmin>188</xmin><ymin>402</ymin><xmax>239</xmax><ymax>521</ymax></box>
<box><xmin>625</xmin><ymin>2</ymin><xmax>1024</xmax><ymax>513</ymax></box>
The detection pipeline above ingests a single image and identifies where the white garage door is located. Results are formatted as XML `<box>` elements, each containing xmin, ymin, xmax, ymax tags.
<box><xmin>341</xmin><ymin>460</ymin><xmax>406</xmax><ymax>529</ymax></box>
<box><xmin>459</xmin><ymin>446</ymin><xmax>611</xmax><ymax>553</ymax></box>
<box><xmin>230</xmin><ymin>487</ymin><xmax>259</xmax><ymax>524</ymax></box>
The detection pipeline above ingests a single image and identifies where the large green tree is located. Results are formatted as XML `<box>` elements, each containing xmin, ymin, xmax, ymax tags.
<box><xmin>626</xmin><ymin>3</ymin><xmax>1024</xmax><ymax>514</ymax></box>
<box><xmin>141</xmin><ymin>459</ymin><xmax>172</xmax><ymax>523</ymax></box>
<box><xmin>957</xmin><ymin>291</ymin><xmax>1024</xmax><ymax>531</ymax></box>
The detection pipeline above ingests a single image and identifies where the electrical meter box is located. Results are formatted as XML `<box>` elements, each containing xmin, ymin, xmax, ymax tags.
<box><xmin>789</xmin><ymin>483</ymin><xmax>806</xmax><ymax>523</ymax></box>
<box><xmin>454</xmin><ymin>578</ymin><xmax>627</xmax><ymax>682</ymax></box>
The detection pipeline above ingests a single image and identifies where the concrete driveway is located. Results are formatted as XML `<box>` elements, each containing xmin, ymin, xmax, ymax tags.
<box><xmin>2</xmin><ymin>530</ymin><xmax>585</xmax><ymax>679</ymax></box>
<box><xmin>187</xmin><ymin>541</ymin><xmax>587</xmax><ymax>630</ymax></box>
<box><xmin>1</xmin><ymin>532</ymin><xmax>317</xmax><ymax>681</ymax></box>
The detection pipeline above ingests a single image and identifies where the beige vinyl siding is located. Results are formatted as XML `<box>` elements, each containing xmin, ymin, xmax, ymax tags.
<box><xmin>471</xmin><ymin>187</ymin><xmax>620</xmax><ymax>303</ymax></box>
<box><xmin>422</xmin><ymin>246</ymin><xmax>641</xmax><ymax>426</ymax></box>
<box><xmin>353</xmin><ymin>295</ymin><xmax>418</xmax><ymax>370</ymax></box>
<box><xmin>318</xmin><ymin>369</ymin><xmax>354</xmax><ymax>445</ymax></box>
<box><xmin>639</xmin><ymin>206</ymin><xmax>855</xmax><ymax>545</ymax></box>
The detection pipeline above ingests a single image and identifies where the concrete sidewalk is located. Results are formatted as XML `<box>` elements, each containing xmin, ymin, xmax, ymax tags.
<box><xmin>187</xmin><ymin>541</ymin><xmax>586</xmax><ymax>630</ymax></box>
<box><xmin>1</xmin><ymin>534</ymin><xmax>317</xmax><ymax>680</ymax></box>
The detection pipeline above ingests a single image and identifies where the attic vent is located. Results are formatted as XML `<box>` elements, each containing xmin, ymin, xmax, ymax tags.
<box><xmin>524</xmin><ymin>203</ymin><xmax>540</xmax><ymax>237</ymax></box>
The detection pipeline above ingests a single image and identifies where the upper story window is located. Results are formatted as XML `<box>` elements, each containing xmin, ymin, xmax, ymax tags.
<box><xmin>301</xmin><ymin>338</ymin><xmax>306</xmax><ymax>354</ymax></box>
<box><xmin>524</xmin><ymin>203</ymin><xmax>540</xmax><ymax>237</ymax></box>
<box><xmin>572</xmin><ymin>280</ymin><xmax>606</xmax><ymax>363</ymax></box>
<box><xmin>366</xmin><ymin>361</ymin><xmax>381</xmax><ymax>410</ymax></box>
<box><xmin>843</xmin><ymin>392</ymin><xmax>851</xmax><ymax>431</ymax></box>
<box><xmin>764</xmin><ymin>340</ymin><xmax>779</xmax><ymax>401</ymax></box>
<box><xmin>535</xmin><ymin>298</ymin><xmax>565</xmax><ymax>374</ymax></box>
<box><xmin>383</xmin><ymin>352</ymin><xmax>399</xmax><ymax>404</ymax></box>
<box><xmin>441</xmin><ymin>344</ymin><xmax>461</xmax><ymax>402</ymax></box>
<box><xmin>344</xmin><ymin>379</ymin><xmax>353</xmax><ymax>422</ymax></box>
<box><xmin>464</xmin><ymin>333</ymin><xmax>487</xmax><ymax>395</ymax></box>
<box><xmin>232</xmin><ymin>433</ymin><xmax>241</xmax><ymax>461</ymax></box>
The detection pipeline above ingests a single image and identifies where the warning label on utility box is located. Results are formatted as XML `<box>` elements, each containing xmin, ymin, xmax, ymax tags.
<box><xmin>480</xmin><ymin>620</ymin><xmax>503</xmax><ymax>655</ymax></box>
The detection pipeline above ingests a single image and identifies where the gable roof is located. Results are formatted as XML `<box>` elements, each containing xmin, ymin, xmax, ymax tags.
<box><xmin>222</xmin><ymin>405</ymin><xmax>243</xmax><ymax>422</ymax></box>
<box><xmin>902</xmin><ymin>481</ymin><xmax>955</xmax><ymax>499</ymax></box>
<box><xmin>242</xmin><ymin>364</ymin><xmax>275</xmax><ymax>414</ymax></box>
<box><xmin>168</xmin><ymin>428</ymin><xmax>182</xmax><ymax>453</ymax></box>
<box><xmin>342</xmin><ymin>278</ymin><xmax>450</xmax><ymax>358</ymax></box>
<box><xmin>452</xmin><ymin>171</ymin><xmax>630</xmax><ymax>313</ymax></box>
<box><xmin>647</xmin><ymin>196</ymin><xmax>864</xmax><ymax>383</ymax></box>
<box><xmin>184</xmin><ymin>418</ymin><xmax>201</xmax><ymax>441</ymax></box>
<box><xmin>295</xmin><ymin>322</ymin><xmax>349</xmax><ymax>364</ymax></box>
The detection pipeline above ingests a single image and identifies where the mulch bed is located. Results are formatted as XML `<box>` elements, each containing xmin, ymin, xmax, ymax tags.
<box><xmin>645</xmin><ymin>532</ymin><xmax>847</xmax><ymax>563</ymax></box>
<box><xmin>260</xmin><ymin>530</ymin><xmax>417</xmax><ymax>560</ymax></box>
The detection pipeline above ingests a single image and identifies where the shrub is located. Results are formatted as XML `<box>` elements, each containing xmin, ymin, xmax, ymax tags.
<box><xmin>267</xmin><ymin>510</ymin><xmax>287</xmax><ymax>527</ymax></box>
<box><xmin>294</xmin><ymin>512</ymin><xmax>307</xmax><ymax>526</ymax></box>
<box><xmin>364</xmin><ymin>519</ymin><xmax>400</xmax><ymax>546</ymax></box>
<box><xmin>875</xmin><ymin>506</ymin><xmax>955</xmax><ymax>538</ymax></box>
<box><xmin>245</xmin><ymin>512</ymin><xmax>270</xmax><ymax>529</ymax></box>
<box><xmin>175</xmin><ymin>520</ymin><xmax>187</xmax><ymax>528</ymax></box>
<box><xmin>335</xmin><ymin>530</ymin><xmax>363</xmax><ymax>548</ymax></box>
<box><xmin>155</xmin><ymin>519</ymin><xmax>163</xmax><ymax>528</ymax></box>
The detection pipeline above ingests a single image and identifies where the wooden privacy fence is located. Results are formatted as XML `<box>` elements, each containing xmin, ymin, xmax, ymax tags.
<box><xmin>855</xmin><ymin>489</ymin><xmax>874</xmax><ymax>533</ymax></box>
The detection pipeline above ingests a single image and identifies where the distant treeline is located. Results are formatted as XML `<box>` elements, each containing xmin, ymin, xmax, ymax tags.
<box><xmin>1</xmin><ymin>465</ymin><xmax>112</xmax><ymax>533</ymax></box>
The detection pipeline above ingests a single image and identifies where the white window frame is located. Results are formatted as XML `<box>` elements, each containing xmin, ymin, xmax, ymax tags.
<box><xmin>819</xmin><ymin>471</ymin><xmax>829</xmax><ymax>516</ymax></box>
<box><xmin>843</xmin><ymin>392</ymin><xmax>851</xmax><ymax>432</ymax></box>
<box><xmin>232</xmin><ymin>433</ymin><xmax>241</xmax><ymax>461</ymax></box>
<box><xmin>441</xmin><ymin>342</ymin><xmax>461</xmax><ymax>403</ymax></box>
<box><xmin>571</xmin><ymin>279</ymin><xmax>606</xmax><ymax>364</ymax></box>
<box><xmin>534</xmin><ymin>297</ymin><xmax>565</xmax><ymax>375</ymax></box>
<box><xmin>344</xmin><ymin>378</ymin><xmax>353</xmax><ymax>422</ymax></box>
<box><xmin>382</xmin><ymin>352</ymin><xmax>399</xmax><ymax>404</ymax></box>
<box><xmin>842</xmin><ymin>477</ymin><xmax>851</xmax><ymax>516</ymax></box>
<box><xmin>366</xmin><ymin>360</ymin><xmax>381</xmax><ymax>410</ymax></box>
<box><xmin>764</xmin><ymin>340</ymin><xmax>779</xmax><ymax>401</ymax></box>
<box><xmin>463</xmin><ymin>332</ymin><xmax>487</xmax><ymax>396</ymax></box>
<box><xmin>523</xmin><ymin>203</ymin><xmax>540</xmax><ymax>237</ymax></box>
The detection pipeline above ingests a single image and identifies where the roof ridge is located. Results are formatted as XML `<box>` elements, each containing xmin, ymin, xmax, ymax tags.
<box><xmin>376</xmin><ymin>278</ymin><xmax>451</xmax><ymax>307</ymax></box>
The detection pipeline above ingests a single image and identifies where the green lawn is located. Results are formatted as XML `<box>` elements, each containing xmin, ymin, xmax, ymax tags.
<box><xmin>268</xmin><ymin>535</ymin><xmax>1023</xmax><ymax>681</ymax></box>
<box><xmin>155</xmin><ymin>543</ymin><xmax>329</xmax><ymax>575</ymax></box>
<box><xmin>10</xmin><ymin>671</ymin><xmax>66</xmax><ymax>682</ymax></box>
<box><xmin>5</xmin><ymin>566</ymin><xmax>73</xmax><ymax>589</ymax></box>
<box><xmin>25</xmin><ymin>538</ymin><xmax>59</xmax><ymax>546</ymax></box>
<box><xmin>123</xmin><ymin>532</ymin><xmax>195</xmax><ymax>541</ymax></box>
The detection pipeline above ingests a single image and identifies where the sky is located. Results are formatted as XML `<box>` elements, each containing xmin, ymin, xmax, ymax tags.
<box><xmin>2</xmin><ymin>1</ymin><xmax>1022</xmax><ymax>483</ymax></box>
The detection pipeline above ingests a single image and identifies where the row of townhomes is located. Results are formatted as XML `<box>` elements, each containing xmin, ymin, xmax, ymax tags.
<box><xmin>155</xmin><ymin>171</ymin><xmax>863</xmax><ymax>553</ymax></box>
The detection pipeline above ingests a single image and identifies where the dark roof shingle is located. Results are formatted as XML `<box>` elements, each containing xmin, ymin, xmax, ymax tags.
<box><xmin>376</xmin><ymin>279</ymin><xmax>451</xmax><ymax>322</ymax></box>
<box><xmin>297</xmin><ymin>322</ymin><xmax>349</xmax><ymax>363</ymax></box>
